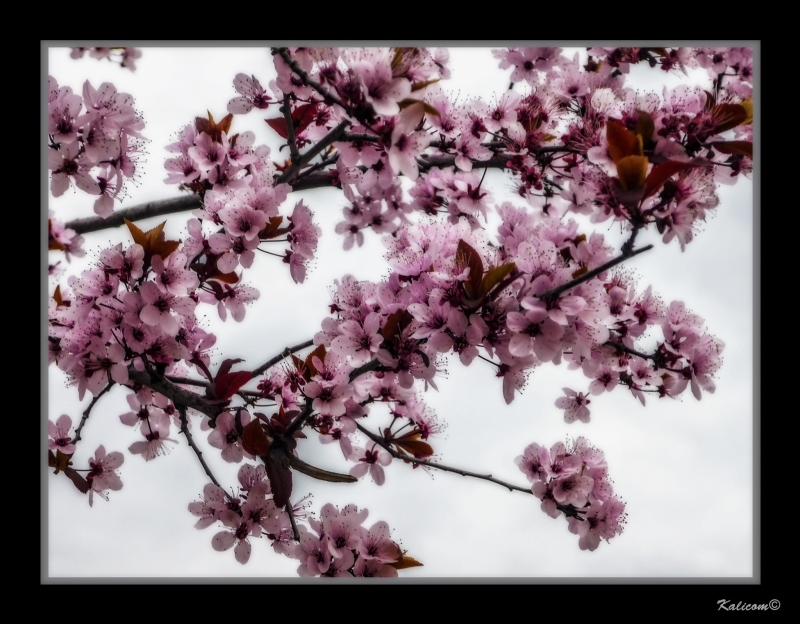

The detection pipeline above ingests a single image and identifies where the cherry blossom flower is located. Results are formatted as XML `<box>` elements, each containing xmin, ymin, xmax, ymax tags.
<box><xmin>86</xmin><ymin>445</ymin><xmax>124</xmax><ymax>506</ymax></box>
<box><xmin>48</xmin><ymin>415</ymin><xmax>76</xmax><ymax>455</ymax></box>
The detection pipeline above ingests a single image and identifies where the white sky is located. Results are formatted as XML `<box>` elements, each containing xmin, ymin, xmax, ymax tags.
<box><xmin>45</xmin><ymin>45</ymin><xmax>755</xmax><ymax>579</ymax></box>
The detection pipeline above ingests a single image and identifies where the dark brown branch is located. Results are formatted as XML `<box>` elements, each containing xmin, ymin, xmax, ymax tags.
<box><xmin>355</xmin><ymin>423</ymin><xmax>533</xmax><ymax>494</ymax></box>
<box><xmin>285</xmin><ymin>502</ymin><xmax>300</xmax><ymax>541</ymax></box>
<box><xmin>604</xmin><ymin>340</ymin><xmax>656</xmax><ymax>362</ymax></box>
<box><xmin>276</xmin><ymin>120</ymin><xmax>350</xmax><ymax>185</ymax></box>
<box><xmin>66</xmin><ymin>195</ymin><xmax>202</xmax><ymax>235</ymax></box>
<box><xmin>418</xmin><ymin>155</ymin><xmax>509</xmax><ymax>172</ymax></box>
<box><xmin>348</xmin><ymin>358</ymin><xmax>383</xmax><ymax>382</ymax></box>
<box><xmin>251</xmin><ymin>339</ymin><xmax>315</xmax><ymax>378</ymax></box>
<box><xmin>177</xmin><ymin>404</ymin><xmax>222</xmax><ymax>488</ymax></box>
<box><xmin>127</xmin><ymin>365</ymin><xmax>219</xmax><ymax>418</ymax></box>
<box><xmin>72</xmin><ymin>381</ymin><xmax>115</xmax><ymax>444</ymax></box>
<box><xmin>538</xmin><ymin>245</ymin><xmax>654</xmax><ymax>301</ymax></box>
<box><xmin>282</xmin><ymin>93</ymin><xmax>302</xmax><ymax>164</ymax></box>
<box><xmin>164</xmin><ymin>375</ymin><xmax>265</xmax><ymax>400</ymax></box>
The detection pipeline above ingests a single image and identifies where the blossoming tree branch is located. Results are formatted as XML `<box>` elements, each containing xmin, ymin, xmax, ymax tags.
<box><xmin>47</xmin><ymin>46</ymin><xmax>753</xmax><ymax>576</ymax></box>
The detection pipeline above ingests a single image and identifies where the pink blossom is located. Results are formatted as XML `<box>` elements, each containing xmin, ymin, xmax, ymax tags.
<box><xmin>48</xmin><ymin>415</ymin><xmax>76</xmax><ymax>455</ymax></box>
<box><xmin>349</xmin><ymin>446</ymin><xmax>392</xmax><ymax>485</ymax></box>
<box><xmin>86</xmin><ymin>445</ymin><xmax>124</xmax><ymax>506</ymax></box>
<box><xmin>555</xmin><ymin>388</ymin><xmax>591</xmax><ymax>423</ymax></box>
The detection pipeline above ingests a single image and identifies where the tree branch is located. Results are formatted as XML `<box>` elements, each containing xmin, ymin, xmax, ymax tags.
<box><xmin>285</xmin><ymin>501</ymin><xmax>300</xmax><ymax>541</ymax></box>
<box><xmin>281</xmin><ymin>93</ymin><xmax>302</xmax><ymax>164</ymax></box>
<box><xmin>72</xmin><ymin>381</ymin><xmax>115</xmax><ymax>444</ymax></box>
<box><xmin>538</xmin><ymin>244</ymin><xmax>654</xmax><ymax>301</ymax></box>
<box><xmin>348</xmin><ymin>358</ymin><xmax>382</xmax><ymax>382</ymax></box>
<box><xmin>355</xmin><ymin>423</ymin><xmax>532</xmax><ymax>495</ymax></box>
<box><xmin>604</xmin><ymin>340</ymin><xmax>656</xmax><ymax>361</ymax></box>
<box><xmin>127</xmin><ymin>364</ymin><xmax>219</xmax><ymax>418</ymax></box>
<box><xmin>177</xmin><ymin>404</ymin><xmax>222</xmax><ymax>488</ymax></box>
<box><xmin>276</xmin><ymin>120</ymin><xmax>350</xmax><ymax>185</ymax></box>
<box><xmin>251</xmin><ymin>339</ymin><xmax>315</xmax><ymax>378</ymax></box>
<box><xmin>66</xmin><ymin>195</ymin><xmax>202</xmax><ymax>235</ymax></box>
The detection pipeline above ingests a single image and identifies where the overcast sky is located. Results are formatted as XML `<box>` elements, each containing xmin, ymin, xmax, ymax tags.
<box><xmin>45</xmin><ymin>45</ymin><xmax>755</xmax><ymax>579</ymax></box>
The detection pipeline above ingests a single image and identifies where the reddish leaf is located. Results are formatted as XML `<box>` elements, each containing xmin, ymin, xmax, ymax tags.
<box><xmin>265</xmin><ymin>102</ymin><xmax>321</xmax><ymax>140</ymax></box>
<box><xmin>124</xmin><ymin>219</ymin><xmax>181</xmax><ymax>268</ymax></box>
<box><xmin>635</xmin><ymin>110</ymin><xmax>655</xmax><ymax>145</ymax></box>
<box><xmin>265</xmin><ymin>116</ymin><xmax>289</xmax><ymax>139</ymax></box>
<box><xmin>703</xmin><ymin>90</ymin><xmax>716</xmax><ymax>112</ymax></box>
<box><xmin>54</xmin><ymin>449</ymin><xmax>73</xmax><ymax>474</ymax></box>
<box><xmin>53</xmin><ymin>285</ymin><xmax>68</xmax><ymax>308</ymax></box>
<box><xmin>644</xmin><ymin>161</ymin><xmax>697</xmax><ymax>199</ymax></box>
<box><xmin>265</xmin><ymin>453</ymin><xmax>293</xmax><ymax>508</ymax></box>
<box><xmin>711</xmin><ymin>103</ymin><xmax>747</xmax><ymax>134</ymax></box>
<box><xmin>304</xmin><ymin>345</ymin><xmax>327</xmax><ymax>378</ymax></box>
<box><xmin>381</xmin><ymin>309</ymin><xmax>413</xmax><ymax>341</ymax></box>
<box><xmin>571</xmin><ymin>266</ymin><xmax>589</xmax><ymax>279</ymax></box>
<box><xmin>207</xmin><ymin>271</ymin><xmax>240</xmax><ymax>284</ymax></box>
<box><xmin>217</xmin><ymin>358</ymin><xmax>243</xmax><ymax>378</ymax></box>
<box><xmin>393</xmin><ymin>439</ymin><xmax>434</xmax><ymax>457</ymax></box>
<box><xmin>242</xmin><ymin>420</ymin><xmax>271</xmax><ymax>456</ymax></box>
<box><xmin>615</xmin><ymin>155</ymin><xmax>648</xmax><ymax>191</ymax></box>
<box><xmin>215</xmin><ymin>371</ymin><xmax>252</xmax><ymax>401</ymax></box>
<box><xmin>455</xmin><ymin>240</ymin><xmax>484</xmax><ymax>300</ymax></box>
<box><xmin>196</xmin><ymin>111</ymin><xmax>234</xmax><ymax>143</ymax></box>
<box><xmin>63</xmin><ymin>467</ymin><xmax>90</xmax><ymax>494</ymax></box>
<box><xmin>410</xmin><ymin>78</ymin><xmax>440</xmax><ymax>92</ymax></box>
<box><xmin>388</xmin><ymin>553</ymin><xmax>424</xmax><ymax>569</ymax></box>
<box><xmin>606</xmin><ymin>120</ymin><xmax>642</xmax><ymax>164</ymax></box>
<box><xmin>709</xmin><ymin>141</ymin><xmax>752</xmax><ymax>158</ymax></box>
<box><xmin>259</xmin><ymin>216</ymin><xmax>285</xmax><ymax>240</ymax></box>
<box><xmin>480</xmin><ymin>262</ymin><xmax>516</xmax><ymax>298</ymax></box>
<box><xmin>397</xmin><ymin>98</ymin><xmax>440</xmax><ymax>118</ymax></box>
<box><xmin>290</xmin><ymin>355</ymin><xmax>311</xmax><ymax>381</ymax></box>
<box><xmin>189</xmin><ymin>357</ymin><xmax>214</xmax><ymax>383</ymax></box>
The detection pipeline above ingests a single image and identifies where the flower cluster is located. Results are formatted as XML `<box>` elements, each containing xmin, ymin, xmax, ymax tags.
<box><xmin>517</xmin><ymin>437</ymin><xmax>626</xmax><ymax>551</ymax></box>
<box><xmin>165</xmin><ymin>113</ymin><xmax>321</xmax><ymax>284</ymax></box>
<box><xmin>48</xmin><ymin>76</ymin><xmax>147</xmax><ymax>217</ymax></box>
<box><xmin>190</xmin><ymin>466</ymin><xmax>407</xmax><ymax>574</ymax></box>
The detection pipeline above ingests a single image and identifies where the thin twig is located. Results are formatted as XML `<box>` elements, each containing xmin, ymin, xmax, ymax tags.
<box><xmin>285</xmin><ymin>501</ymin><xmax>300</xmax><ymax>541</ymax></box>
<box><xmin>251</xmin><ymin>339</ymin><xmax>315</xmax><ymax>378</ymax></box>
<box><xmin>355</xmin><ymin>423</ymin><xmax>532</xmax><ymax>494</ymax></box>
<box><xmin>72</xmin><ymin>382</ymin><xmax>115</xmax><ymax>444</ymax></box>
<box><xmin>276</xmin><ymin>120</ymin><xmax>350</xmax><ymax>185</ymax></box>
<box><xmin>604</xmin><ymin>340</ymin><xmax>656</xmax><ymax>362</ymax></box>
<box><xmin>538</xmin><ymin>245</ymin><xmax>654</xmax><ymax>301</ymax></box>
<box><xmin>177</xmin><ymin>404</ymin><xmax>222</xmax><ymax>488</ymax></box>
